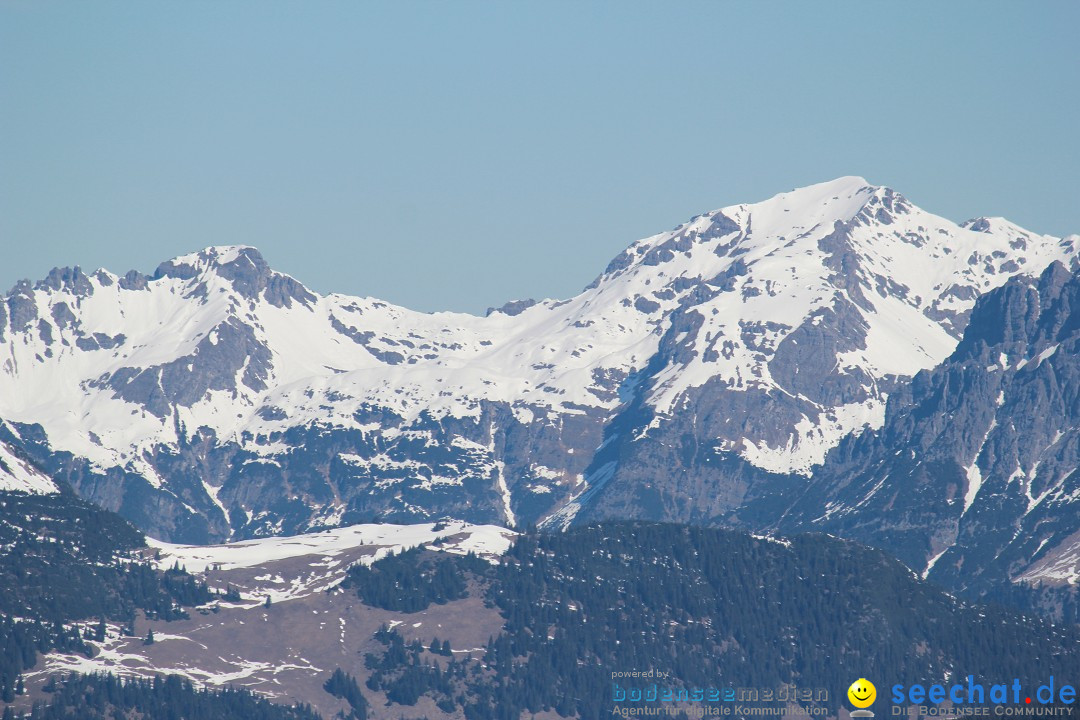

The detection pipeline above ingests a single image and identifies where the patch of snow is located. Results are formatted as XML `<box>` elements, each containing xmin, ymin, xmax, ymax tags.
<box><xmin>0</xmin><ymin>440</ymin><xmax>59</xmax><ymax>494</ymax></box>
<box><xmin>923</xmin><ymin>546</ymin><xmax>950</xmax><ymax>579</ymax></box>
<box><xmin>146</xmin><ymin>520</ymin><xmax>515</xmax><ymax>574</ymax></box>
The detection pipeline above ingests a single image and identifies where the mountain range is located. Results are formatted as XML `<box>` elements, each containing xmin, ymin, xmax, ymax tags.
<box><xmin>1</xmin><ymin>176</ymin><xmax>1078</xmax><ymax>606</ymax></box>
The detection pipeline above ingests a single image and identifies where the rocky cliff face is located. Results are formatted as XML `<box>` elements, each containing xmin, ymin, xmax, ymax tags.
<box><xmin>765</xmin><ymin>261</ymin><xmax>1080</xmax><ymax>597</ymax></box>
<box><xmin>1</xmin><ymin>179</ymin><xmax>1075</xmax><ymax>550</ymax></box>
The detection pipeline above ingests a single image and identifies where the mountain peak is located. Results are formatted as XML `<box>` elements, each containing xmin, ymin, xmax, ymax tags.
<box><xmin>155</xmin><ymin>245</ymin><xmax>264</xmax><ymax>278</ymax></box>
<box><xmin>731</xmin><ymin>176</ymin><xmax>890</xmax><ymax>230</ymax></box>
<box><xmin>152</xmin><ymin>246</ymin><xmax>315</xmax><ymax>308</ymax></box>
<box><xmin>591</xmin><ymin>176</ymin><xmax>897</xmax><ymax>291</ymax></box>
<box><xmin>764</xmin><ymin>175</ymin><xmax>876</xmax><ymax>204</ymax></box>
<box><xmin>791</xmin><ymin>175</ymin><xmax>873</xmax><ymax>195</ymax></box>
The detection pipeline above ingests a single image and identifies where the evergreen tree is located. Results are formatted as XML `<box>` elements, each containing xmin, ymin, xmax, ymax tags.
<box><xmin>324</xmin><ymin>668</ymin><xmax>368</xmax><ymax>720</ymax></box>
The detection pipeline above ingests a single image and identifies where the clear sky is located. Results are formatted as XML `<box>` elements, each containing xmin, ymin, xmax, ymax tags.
<box><xmin>2</xmin><ymin>1</ymin><xmax>1078</xmax><ymax>314</ymax></box>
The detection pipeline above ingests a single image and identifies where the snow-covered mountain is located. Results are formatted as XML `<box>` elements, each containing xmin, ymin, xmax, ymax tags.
<box><xmin>1</xmin><ymin>177</ymin><xmax>1076</xmax><ymax>542</ymax></box>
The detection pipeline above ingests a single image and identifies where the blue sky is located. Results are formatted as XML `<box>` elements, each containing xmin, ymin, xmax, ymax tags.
<box><xmin>2</xmin><ymin>1</ymin><xmax>1078</xmax><ymax>313</ymax></box>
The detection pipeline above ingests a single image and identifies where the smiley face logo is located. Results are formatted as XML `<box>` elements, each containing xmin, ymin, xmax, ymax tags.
<box><xmin>848</xmin><ymin>679</ymin><xmax>876</xmax><ymax>708</ymax></box>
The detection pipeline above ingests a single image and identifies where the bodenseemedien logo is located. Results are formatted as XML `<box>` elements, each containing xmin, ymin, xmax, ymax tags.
<box><xmin>848</xmin><ymin>678</ymin><xmax>877</xmax><ymax>718</ymax></box>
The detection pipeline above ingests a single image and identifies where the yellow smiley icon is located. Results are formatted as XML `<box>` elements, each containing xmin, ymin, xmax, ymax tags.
<box><xmin>848</xmin><ymin>678</ymin><xmax>876</xmax><ymax>708</ymax></box>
